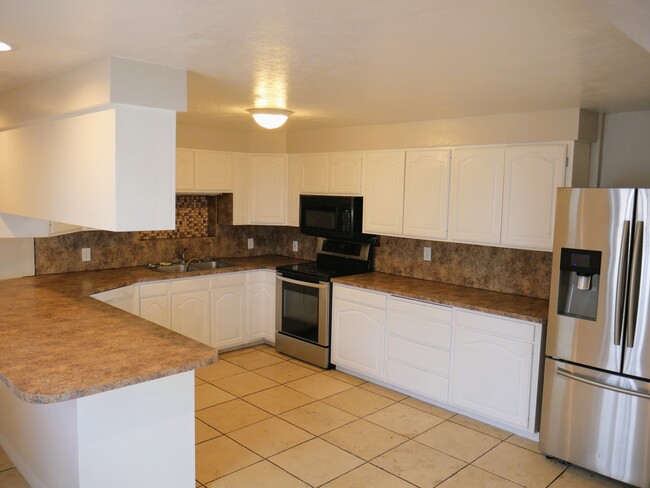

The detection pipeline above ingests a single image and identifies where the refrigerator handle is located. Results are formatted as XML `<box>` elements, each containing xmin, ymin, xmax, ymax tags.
<box><xmin>626</xmin><ymin>221</ymin><xmax>644</xmax><ymax>349</ymax></box>
<box><xmin>614</xmin><ymin>220</ymin><xmax>631</xmax><ymax>346</ymax></box>
<box><xmin>557</xmin><ymin>367</ymin><xmax>650</xmax><ymax>400</ymax></box>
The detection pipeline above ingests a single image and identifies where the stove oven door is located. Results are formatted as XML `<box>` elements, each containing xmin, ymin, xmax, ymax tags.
<box><xmin>276</xmin><ymin>273</ymin><xmax>330</xmax><ymax>346</ymax></box>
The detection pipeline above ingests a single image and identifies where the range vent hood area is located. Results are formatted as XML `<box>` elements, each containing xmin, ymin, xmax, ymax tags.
<box><xmin>0</xmin><ymin>57</ymin><xmax>186</xmax><ymax>235</ymax></box>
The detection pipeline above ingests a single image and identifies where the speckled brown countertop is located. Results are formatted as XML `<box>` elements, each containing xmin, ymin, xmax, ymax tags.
<box><xmin>333</xmin><ymin>272</ymin><xmax>549</xmax><ymax>323</ymax></box>
<box><xmin>0</xmin><ymin>255</ymin><xmax>307</xmax><ymax>404</ymax></box>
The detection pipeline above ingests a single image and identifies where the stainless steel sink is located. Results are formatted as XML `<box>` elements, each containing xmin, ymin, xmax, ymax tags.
<box><xmin>147</xmin><ymin>259</ymin><xmax>233</xmax><ymax>273</ymax></box>
<box><xmin>149</xmin><ymin>263</ymin><xmax>187</xmax><ymax>273</ymax></box>
<box><xmin>186</xmin><ymin>260</ymin><xmax>232</xmax><ymax>271</ymax></box>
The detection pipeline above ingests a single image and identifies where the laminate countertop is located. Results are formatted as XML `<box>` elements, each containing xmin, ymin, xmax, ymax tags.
<box><xmin>333</xmin><ymin>272</ymin><xmax>549</xmax><ymax>324</ymax></box>
<box><xmin>0</xmin><ymin>255</ymin><xmax>307</xmax><ymax>404</ymax></box>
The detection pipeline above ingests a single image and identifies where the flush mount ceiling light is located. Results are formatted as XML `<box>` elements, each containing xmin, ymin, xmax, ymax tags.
<box><xmin>0</xmin><ymin>41</ymin><xmax>13</xmax><ymax>52</ymax></box>
<box><xmin>247</xmin><ymin>108</ymin><xmax>293</xmax><ymax>129</ymax></box>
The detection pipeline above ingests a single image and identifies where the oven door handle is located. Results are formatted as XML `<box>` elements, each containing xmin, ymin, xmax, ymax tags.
<box><xmin>277</xmin><ymin>275</ymin><xmax>329</xmax><ymax>289</ymax></box>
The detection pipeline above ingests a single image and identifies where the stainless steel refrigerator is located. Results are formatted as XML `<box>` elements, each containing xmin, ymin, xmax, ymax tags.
<box><xmin>541</xmin><ymin>188</ymin><xmax>650</xmax><ymax>487</ymax></box>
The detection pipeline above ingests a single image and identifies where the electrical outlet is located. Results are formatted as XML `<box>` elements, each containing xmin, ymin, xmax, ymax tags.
<box><xmin>247</xmin><ymin>237</ymin><xmax>254</xmax><ymax>249</ymax></box>
<box><xmin>292</xmin><ymin>240</ymin><xmax>299</xmax><ymax>252</ymax></box>
<box><xmin>81</xmin><ymin>248</ymin><xmax>91</xmax><ymax>262</ymax></box>
<box><xmin>423</xmin><ymin>246</ymin><xmax>432</xmax><ymax>261</ymax></box>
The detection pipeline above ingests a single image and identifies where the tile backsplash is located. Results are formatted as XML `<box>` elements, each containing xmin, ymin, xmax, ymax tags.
<box><xmin>374</xmin><ymin>236</ymin><xmax>552</xmax><ymax>300</ymax></box>
<box><xmin>34</xmin><ymin>200</ymin><xmax>551</xmax><ymax>299</ymax></box>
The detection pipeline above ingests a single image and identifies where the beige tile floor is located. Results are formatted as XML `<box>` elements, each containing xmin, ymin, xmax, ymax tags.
<box><xmin>0</xmin><ymin>344</ymin><xmax>632</xmax><ymax>488</ymax></box>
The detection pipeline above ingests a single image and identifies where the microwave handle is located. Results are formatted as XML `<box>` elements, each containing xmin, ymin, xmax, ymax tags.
<box><xmin>277</xmin><ymin>275</ymin><xmax>329</xmax><ymax>289</ymax></box>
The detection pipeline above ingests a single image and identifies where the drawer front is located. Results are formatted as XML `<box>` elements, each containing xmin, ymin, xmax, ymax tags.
<box><xmin>389</xmin><ymin>296</ymin><xmax>452</xmax><ymax>324</ymax></box>
<box><xmin>139</xmin><ymin>281</ymin><xmax>169</xmax><ymax>298</ymax></box>
<box><xmin>209</xmin><ymin>272</ymin><xmax>245</xmax><ymax>288</ymax></box>
<box><xmin>388</xmin><ymin>310</ymin><xmax>451</xmax><ymax>350</ymax></box>
<box><xmin>387</xmin><ymin>337</ymin><xmax>450</xmax><ymax>376</ymax></box>
<box><xmin>454</xmin><ymin>308</ymin><xmax>535</xmax><ymax>343</ymax></box>
<box><xmin>334</xmin><ymin>284</ymin><xmax>387</xmax><ymax>309</ymax></box>
<box><xmin>386</xmin><ymin>360</ymin><xmax>449</xmax><ymax>402</ymax></box>
<box><xmin>246</xmin><ymin>270</ymin><xmax>276</xmax><ymax>284</ymax></box>
<box><xmin>171</xmin><ymin>277</ymin><xmax>210</xmax><ymax>294</ymax></box>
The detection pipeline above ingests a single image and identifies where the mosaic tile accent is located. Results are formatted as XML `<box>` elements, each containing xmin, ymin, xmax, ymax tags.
<box><xmin>139</xmin><ymin>195</ymin><xmax>211</xmax><ymax>240</ymax></box>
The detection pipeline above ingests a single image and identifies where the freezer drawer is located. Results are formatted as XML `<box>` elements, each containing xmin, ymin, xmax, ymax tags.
<box><xmin>540</xmin><ymin>358</ymin><xmax>650</xmax><ymax>487</ymax></box>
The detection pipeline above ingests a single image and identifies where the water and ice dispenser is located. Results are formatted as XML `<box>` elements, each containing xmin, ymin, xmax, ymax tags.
<box><xmin>556</xmin><ymin>248</ymin><xmax>602</xmax><ymax>321</ymax></box>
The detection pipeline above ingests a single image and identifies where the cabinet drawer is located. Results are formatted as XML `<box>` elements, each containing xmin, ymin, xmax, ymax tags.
<box><xmin>386</xmin><ymin>360</ymin><xmax>449</xmax><ymax>403</ymax></box>
<box><xmin>334</xmin><ymin>285</ymin><xmax>387</xmax><ymax>309</ymax></box>
<box><xmin>389</xmin><ymin>297</ymin><xmax>451</xmax><ymax>324</ymax></box>
<box><xmin>454</xmin><ymin>309</ymin><xmax>535</xmax><ymax>343</ymax></box>
<box><xmin>171</xmin><ymin>277</ymin><xmax>210</xmax><ymax>294</ymax></box>
<box><xmin>139</xmin><ymin>281</ymin><xmax>169</xmax><ymax>298</ymax></box>
<box><xmin>246</xmin><ymin>270</ymin><xmax>276</xmax><ymax>284</ymax></box>
<box><xmin>387</xmin><ymin>337</ymin><xmax>450</xmax><ymax>376</ymax></box>
<box><xmin>210</xmin><ymin>272</ymin><xmax>246</xmax><ymax>288</ymax></box>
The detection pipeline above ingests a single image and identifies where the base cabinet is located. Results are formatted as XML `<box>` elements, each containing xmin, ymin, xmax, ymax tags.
<box><xmin>331</xmin><ymin>284</ymin><xmax>543</xmax><ymax>435</ymax></box>
<box><xmin>171</xmin><ymin>278</ymin><xmax>211</xmax><ymax>344</ymax></box>
<box><xmin>139</xmin><ymin>281</ymin><xmax>171</xmax><ymax>329</ymax></box>
<box><xmin>246</xmin><ymin>270</ymin><xmax>276</xmax><ymax>344</ymax></box>
<box><xmin>209</xmin><ymin>274</ymin><xmax>246</xmax><ymax>349</ymax></box>
<box><xmin>331</xmin><ymin>286</ymin><xmax>387</xmax><ymax>381</ymax></box>
<box><xmin>92</xmin><ymin>285</ymin><xmax>139</xmax><ymax>316</ymax></box>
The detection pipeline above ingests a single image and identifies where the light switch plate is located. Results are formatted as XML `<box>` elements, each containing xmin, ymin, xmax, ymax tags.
<box><xmin>423</xmin><ymin>247</ymin><xmax>432</xmax><ymax>261</ymax></box>
<box><xmin>292</xmin><ymin>240</ymin><xmax>299</xmax><ymax>252</ymax></box>
<box><xmin>81</xmin><ymin>248</ymin><xmax>91</xmax><ymax>262</ymax></box>
<box><xmin>247</xmin><ymin>238</ymin><xmax>254</xmax><ymax>249</ymax></box>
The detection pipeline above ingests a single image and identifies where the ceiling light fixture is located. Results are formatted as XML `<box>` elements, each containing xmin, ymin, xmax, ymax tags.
<box><xmin>247</xmin><ymin>108</ymin><xmax>293</xmax><ymax>129</ymax></box>
<box><xmin>0</xmin><ymin>41</ymin><xmax>13</xmax><ymax>52</ymax></box>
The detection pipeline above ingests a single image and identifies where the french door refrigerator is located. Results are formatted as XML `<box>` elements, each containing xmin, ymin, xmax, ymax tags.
<box><xmin>541</xmin><ymin>188</ymin><xmax>650</xmax><ymax>487</ymax></box>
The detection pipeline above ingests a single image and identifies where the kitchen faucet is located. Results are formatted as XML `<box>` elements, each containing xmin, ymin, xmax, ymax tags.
<box><xmin>174</xmin><ymin>248</ymin><xmax>188</xmax><ymax>263</ymax></box>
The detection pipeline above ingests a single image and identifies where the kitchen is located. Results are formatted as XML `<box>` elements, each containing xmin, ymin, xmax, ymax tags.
<box><xmin>2</xmin><ymin>1</ymin><xmax>650</xmax><ymax>487</ymax></box>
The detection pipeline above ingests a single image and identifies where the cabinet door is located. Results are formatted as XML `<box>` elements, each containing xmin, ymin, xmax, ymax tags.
<box><xmin>194</xmin><ymin>151</ymin><xmax>233</xmax><ymax>192</ymax></box>
<box><xmin>232</xmin><ymin>152</ymin><xmax>250</xmax><ymax>225</ymax></box>
<box><xmin>287</xmin><ymin>154</ymin><xmax>301</xmax><ymax>227</ymax></box>
<box><xmin>176</xmin><ymin>149</ymin><xmax>195</xmax><ymax>191</ymax></box>
<box><xmin>210</xmin><ymin>285</ymin><xmax>246</xmax><ymax>349</ymax></box>
<box><xmin>92</xmin><ymin>285</ymin><xmax>139</xmax><ymax>316</ymax></box>
<box><xmin>329</xmin><ymin>152</ymin><xmax>362</xmax><ymax>195</ymax></box>
<box><xmin>246</xmin><ymin>271</ymin><xmax>276</xmax><ymax>344</ymax></box>
<box><xmin>331</xmin><ymin>298</ymin><xmax>386</xmax><ymax>380</ymax></box>
<box><xmin>298</xmin><ymin>153</ymin><xmax>329</xmax><ymax>194</ymax></box>
<box><xmin>362</xmin><ymin>150</ymin><xmax>406</xmax><ymax>235</ymax></box>
<box><xmin>451</xmin><ymin>326</ymin><xmax>533</xmax><ymax>429</ymax></box>
<box><xmin>501</xmin><ymin>145</ymin><xmax>566</xmax><ymax>250</ymax></box>
<box><xmin>403</xmin><ymin>149</ymin><xmax>451</xmax><ymax>239</ymax></box>
<box><xmin>141</xmin><ymin>295</ymin><xmax>171</xmax><ymax>329</ymax></box>
<box><xmin>171</xmin><ymin>291</ymin><xmax>210</xmax><ymax>344</ymax></box>
<box><xmin>250</xmin><ymin>154</ymin><xmax>288</xmax><ymax>224</ymax></box>
<box><xmin>449</xmin><ymin>147</ymin><xmax>505</xmax><ymax>245</ymax></box>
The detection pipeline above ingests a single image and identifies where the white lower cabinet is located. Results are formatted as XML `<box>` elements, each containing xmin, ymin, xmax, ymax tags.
<box><xmin>331</xmin><ymin>284</ymin><xmax>543</xmax><ymax>435</ymax></box>
<box><xmin>92</xmin><ymin>285</ymin><xmax>139</xmax><ymax>315</ymax></box>
<box><xmin>209</xmin><ymin>273</ymin><xmax>246</xmax><ymax>349</ymax></box>
<box><xmin>450</xmin><ymin>309</ymin><xmax>539</xmax><ymax>431</ymax></box>
<box><xmin>170</xmin><ymin>277</ymin><xmax>211</xmax><ymax>344</ymax></box>
<box><xmin>331</xmin><ymin>285</ymin><xmax>387</xmax><ymax>381</ymax></box>
<box><xmin>386</xmin><ymin>297</ymin><xmax>452</xmax><ymax>402</ymax></box>
<box><xmin>246</xmin><ymin>270</ymin><xmax>276</xmax><ymax>344</ymax></box>
<box><xmin>139</xmin><ymin>281</ymin><xmax>171</xmax><ymax>329</ymax></box>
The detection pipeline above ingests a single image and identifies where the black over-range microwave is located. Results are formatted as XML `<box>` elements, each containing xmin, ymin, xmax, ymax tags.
<box><xmin>300</xmin><ymin>195</ymin><xmax>369</xmax><ymax>241</ymax></box>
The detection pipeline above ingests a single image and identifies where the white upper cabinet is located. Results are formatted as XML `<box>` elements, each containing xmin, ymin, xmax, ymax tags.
<box><xmin>232</xmin><ymin>152</ymin><xmax>250</xmax><ymax>225</ymax></box>
<box><xmin>449</xmin><ymin>147</ymin><xmax>505</xmax><ymax>245</ymax></box>
<box><xmin>250</xmin><ymin>154</ymin><xmax>288</xmax><ymax>225</ymax></box>
<box><xmin>329</xmin><ymin>152</ymin><xmax>362</xmax><ymax>195</ymax></box>
<box><xmin>176</xmin><ymin>149</ymin><xmax>234</xmax><ymax>193</ymax></box>
<box><xmin>362</xmin><ymin>150</ymin><xmax>406</xmax><ymax>235</ymax></box>
<box><xmin>403</xmin><ymin>149</ymin><xmax>451</xmax><ymax>240</ymax></box>
<box><xmin>295</xmin><ymin>152</ymin><xmax>363</xmax><ymax>197</ymax></box>
<box><xmin>287</xmin><ymin>155</ymin><xmax>301</xmax><ymax>227</ymax></box>
<box><xmin>175</xmin><ymin>149</ymin><xmax>195</xmax><ymax>191</ymax></box>
<box><xmin>501</xmin><ymin>145</ymin><xmax>566</xmax><ymax>250</ymax></box>
<box><xmin>298</xmin><ymin>153</ymin><xmax>330</xmax><ymax>194</ymax></box>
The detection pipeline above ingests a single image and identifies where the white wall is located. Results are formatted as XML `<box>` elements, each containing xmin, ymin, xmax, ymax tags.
<box><xmin>0</xmin><ymin>238</ymin><xmax>34</xmax><ymax>279</ymax></box>
<box><xmin>599</xmin><ymin>111</ymin><xmax>650</xmax><ymax>187</ymax></box>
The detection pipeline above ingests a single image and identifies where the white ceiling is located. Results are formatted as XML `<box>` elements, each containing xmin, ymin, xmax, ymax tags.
<box><xmin>1</xmin><ymin>0</ymin><xmax>650</xmax><ymax>131</ymax></box>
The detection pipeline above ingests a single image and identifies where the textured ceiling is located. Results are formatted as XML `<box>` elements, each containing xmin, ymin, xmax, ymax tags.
<box><xmin>1</xmin><ymin>0</ymin><xmax>650</xmax><ymax>131</ymax></box>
